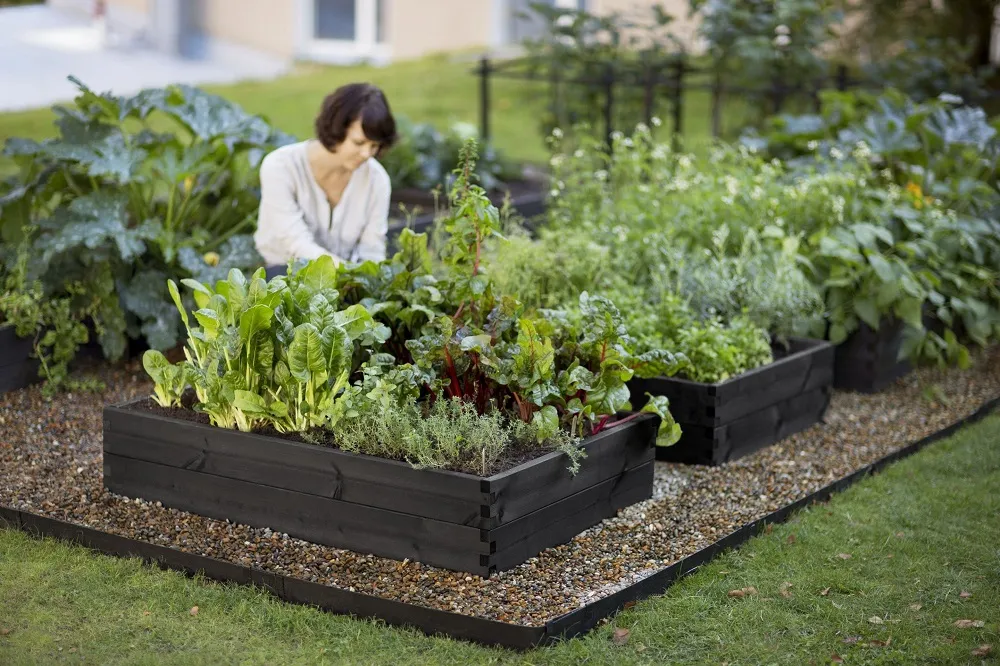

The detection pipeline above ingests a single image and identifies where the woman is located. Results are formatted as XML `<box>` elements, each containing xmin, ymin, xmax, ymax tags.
<box><xmin>254</xmin><ymin>83</ymin><xmax>397</xmax><ymax>273</ymax></box>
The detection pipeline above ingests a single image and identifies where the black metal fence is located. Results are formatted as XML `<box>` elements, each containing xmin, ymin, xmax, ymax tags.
<box><xmin>474</xmin><ymin>54</ymin><xmax>993</xmax><ymax>147</ymax></box>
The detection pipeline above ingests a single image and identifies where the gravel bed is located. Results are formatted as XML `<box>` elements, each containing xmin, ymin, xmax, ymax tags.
<box><xmin>2</xmin><ymin>348</ymin><xmax>998</xmax><ymax>627</ymax></box>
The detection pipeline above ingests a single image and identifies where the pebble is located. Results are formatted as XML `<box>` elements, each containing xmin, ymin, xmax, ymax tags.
<box><xmin>1</xmin><ymin>350</ymin><xmax>999</xmax><ymax>626</ymax></box>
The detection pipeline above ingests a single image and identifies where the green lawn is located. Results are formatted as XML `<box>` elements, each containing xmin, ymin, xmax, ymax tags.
<box><xmin>2</xmin><ymin>412</ymin><xmax>998</xmax><ymax>665</ymax></box>
<box><xmin>0</xmin><ymin>54</ymin><xmax>733</xmax><ymax>179</ymax></box>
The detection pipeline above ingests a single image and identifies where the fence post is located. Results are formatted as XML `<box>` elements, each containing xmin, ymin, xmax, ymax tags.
<box><xmin>671</xmin><ymin>58</ymin><xmax>684</xmax><ymax>151</ymax></box>
<box><xmin>836</xmin><ymin>63</ymin><xmax>848</xmax><ymax>92</ymax></box>
<box><xmin>603</xmin><ymin>63</ymin><xmax>615</xmax><ymax>148</ymax></box>
<box><xmin>711</xmin><ymin>65</ymin><xmax>722</xmax><ymax>138</ymax></box>
<box><xmin>643</xmin><ymin>60</ymin><xmax>657</xmax><ymax>128</ymax></box>
<box><xmin>770</xmin><ymin>75</ymin><xmax>785</xmax><ymax>115</ymax></box>
<box><xmin>478</xmin><ymin>56</ymin><xmax>491</xmax><ymax>144</ymax></box>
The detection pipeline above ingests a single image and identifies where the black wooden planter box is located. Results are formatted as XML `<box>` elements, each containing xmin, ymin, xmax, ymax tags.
<box><xmin>628</xmin><ymin>337</ymin><xmax>834</xmax><ymax>466</ymax></box>
<box><xmin>0</xmin><ymin>324</ymin><xmax>40</xmax><ymax>394</ymax></box>
<box><xmin>833</xmin><ymin>319</ymin><xmax>912</xmax><ymax>394</ymax></box>
<box><xmin>103</xmin><ymin>400</ymin><xmax>659</xmax><ymax>576</ymax></box>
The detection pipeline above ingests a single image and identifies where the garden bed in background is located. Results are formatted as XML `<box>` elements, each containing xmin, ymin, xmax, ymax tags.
<box><xmin>1</xmin><ymin>348</ymin><xmax>999</xmax><ymax>646</ymax></box>
<box><xmin>628</xmin><ymin>337</ymin><xmax>834</xmax><ymax>465</ymax></box>
<box><xmin>834</xmin><ymin>319</ymin><xmax>912</xmax><ymax>394</ymax></box>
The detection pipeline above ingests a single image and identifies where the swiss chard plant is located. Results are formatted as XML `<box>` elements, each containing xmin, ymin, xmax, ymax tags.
<box><xmin>0</xmin><ymin>77</ymin><xmax>294</xmax><ymax>361</ymax></box>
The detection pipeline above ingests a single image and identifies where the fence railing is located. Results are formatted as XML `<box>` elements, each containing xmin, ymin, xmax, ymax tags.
<box><xmin>473</xmin><ymin>54</ymin><xmax>996</xmax><ymax>147</ymax></box>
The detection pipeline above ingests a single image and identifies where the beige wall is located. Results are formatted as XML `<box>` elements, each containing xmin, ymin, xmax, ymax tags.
<box><xmin>108</xmin><ymin>0</ymin><xmax>150</xmax><ymax>13</ymax></box>
<box><xmin>389</xmin><ymin>0</ymin><xmax>493</xmax><ymax>60</ymax></box>
<box><xmin>201</xmin><ymin>0</ymin><xmax>296</xmax><ymax>59</ymax></box>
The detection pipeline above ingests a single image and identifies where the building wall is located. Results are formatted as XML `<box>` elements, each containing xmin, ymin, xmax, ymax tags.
<box><xmin>199</xmin><ymin>0</ymin><xmax>296</xmax><ymax>60</ymax></box>
<box><xmin>389</xmin><ymin>0</ymin><xmax>493</xmax><ymax>60</ymax></box>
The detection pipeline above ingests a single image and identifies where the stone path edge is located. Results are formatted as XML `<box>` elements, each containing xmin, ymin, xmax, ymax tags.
<box><xmin>2</xmin><ymin>394</ymin><xmax>998</xmax><ymax>652</ymax></box>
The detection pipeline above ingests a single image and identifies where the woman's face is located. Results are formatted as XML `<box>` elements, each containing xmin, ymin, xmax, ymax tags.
<box><xmin>337</xmin><ymin>119</ymin><xmax>380</xmax><ymax>170</ymax></box>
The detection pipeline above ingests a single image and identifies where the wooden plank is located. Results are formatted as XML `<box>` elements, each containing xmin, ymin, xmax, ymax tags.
<box><xmin>656</xmin><ymin>386</ymin><xmax>831</xmax><ymax>465</ymax></box>
<box><xmin>105</xmin><ymin>402</ymin><xmax>485</xmax><ymax>504</ymax></box>
<box><xmin>833</xmin><ymin>320</ymin><xmax>911</xmax><ymax>393</ymax></box>
<box><xmin>629</xmin><ymin>337</ymin><xmax>834</xmax><ymax>426</ymax></box>
<box><xmin>103</xmin><ymin>454</ymin><xmax>489</xmax><ymax>574</ymax></box>
<box><xmin>489</xmin><ymin>462</ymin><xmax>653</xmax><ymax>549</ymax></box>
<box><xmin>103</xmin><ymin>428</ymin><xmax>487</xmax><ymax>527</ymax></box>
<box><xmin>488</xmin><ymin>462</ymin><xmax>654</xmax><ymax>573</ymax></box>
<box><xmin>484</xmin><ymin>414</ymin><xmax>656</xmax><ymax>521</ymax></box>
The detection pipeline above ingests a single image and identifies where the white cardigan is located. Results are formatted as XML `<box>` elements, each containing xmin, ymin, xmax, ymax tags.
<box><xmin>253</xmin><ymin>140</ymin><xmax>391</xmax><ymax>266</ymax></box>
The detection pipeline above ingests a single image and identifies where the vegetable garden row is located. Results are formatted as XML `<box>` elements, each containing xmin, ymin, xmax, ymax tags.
<box><xmin>1</xmin><ymin>79</ymin><xmax>999</xmax><ymax>648</ymax></box>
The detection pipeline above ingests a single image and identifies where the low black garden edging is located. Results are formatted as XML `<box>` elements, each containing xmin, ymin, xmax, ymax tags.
<box><xmin>628</xmin><ymin>337</ymin><xmax>835</xmax><ymax>465</ymax></box>
<box><xmin>0</xmin><ymin>324</ymin><xmax>41</xmax><ymax>394</ymax></box>
<box><xmin>102</xmin><ymin>399</ymin><xmax>659</xmax><ymax>576</ymax></box>
<box><xmin>4</xmin><ymin>393</ymin><xmax>996</xmax><ymax>650</ymax></box>
<box><xmin>833</xmin><ymin>319</ymin><xmax>912</xmax><ymax>394</ymax></box>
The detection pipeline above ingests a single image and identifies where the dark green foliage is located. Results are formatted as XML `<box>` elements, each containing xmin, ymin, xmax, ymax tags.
<box><xmin>377</xmin><ymin>117</ymin><xmax>520</xmax><ymax>193</ymax></box>
<box><xmin>0</xmin><ymin>77</ymin><xmax>294</xmax><ymax>363</ymax></box>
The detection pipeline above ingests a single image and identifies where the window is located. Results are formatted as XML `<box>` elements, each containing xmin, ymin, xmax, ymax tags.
<box><xmin>300</xmin><ymin>0</ymin><xmax>388</xmax><ymax>63</ymax></box>
<box><xmin>315</xmin><ymin>0</ymin><xmax>356</xmax><ymax>41</ymax></box>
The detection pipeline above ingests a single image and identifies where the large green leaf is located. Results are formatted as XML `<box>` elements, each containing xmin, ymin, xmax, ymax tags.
<box><xmin>289</xmin><ymin>323</ymin><xmax>326</xmax><ymax>381</ymax></box>
<box><xmin>238</xmin><ymin>303</ymin><xmax>274</xmax><ymax>343</ymax></box>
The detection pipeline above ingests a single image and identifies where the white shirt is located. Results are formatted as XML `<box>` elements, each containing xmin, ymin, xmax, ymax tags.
<box><xmin>254</xmin><ymin>140</ymin><xmax>391</xmax><ymax>266</ymax></box>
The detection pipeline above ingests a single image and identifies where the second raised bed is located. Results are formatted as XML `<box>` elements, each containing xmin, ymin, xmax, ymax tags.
<box><xmin>628</xmin><ymin>337</ymin><xmax>835</xmax><ymax>465</ymax></box>
<box><xmin>103</xmin><ymin>400</ymin><xmax>659</xmax><ymax>576</ymax></box>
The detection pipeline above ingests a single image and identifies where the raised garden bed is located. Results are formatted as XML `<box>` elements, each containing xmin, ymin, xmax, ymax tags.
<box><xmin>628</xmin><ymin>337</ymin><xmax>835</xmax><ymax>465</ymax></box>
<box><xmin>0</xmin><ymin>324</ymin><xmax>40</xmax><ymax>394</ymax></box>
<box><xmin>102</xmin><ymin>399</ymin><xmax>659</xmax><ymax>576</ymax></box>
<box><xmin>4</xmin><ymin>351</ymin><xmax>999</xmax><ymax>649</ymax></box>
<box><xmin>833</xmin><ymin>319</ymin><xmax>911</xmax><ymax>394</ymax></box>
<box><xmin>388</xmin><ymin>179</ymin><xmax>547</xmax><ymax>238</ymax></box>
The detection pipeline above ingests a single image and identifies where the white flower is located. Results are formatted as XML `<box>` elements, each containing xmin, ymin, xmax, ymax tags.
<box><xmin>635</xmin><ymin>122</ymin><xmax>649</xmax><ymax>133</ymax></box>
<box><xmin>574</xmin><ymin>149</ymin><xmax>584</xmax><ymax>158</ymax></box>
<box><xmin>724</xmin><ymin>175</ymin><xmax>739</xmax><ymax>197</ymax></box>
<box><xmin>674</xmin><ymin>178</ymin><xmax>690</xmax><ymax>192</ymax></box>
<box><xmin>552</xmin><ymin>127</ymin><xmax>563</xmax><ymax>138</ymax></box>
<box><xmin>550</xmin><ymin>155</ymin><xmax>564</xmax><ymax>167</ymax></box>
<box><xmin>938</xmin><ymin>92</ymin><xmax>963</xmax><ymax>105</ymax></box>
<box><xmin>622</xmin><ymin>137</ymin><xmax>634</xmax><ymax>147</ymax></box>
<box><xmin>549</xmin><ymin>188</ymin><xmax>560</xmax><ymax>198</ymax></box>
<box><xmin>807</xmin><ymin>140</ymin><xmax>819</xmax><ymax>151</ymax></box>
<box><xmin>651</xmin><ymin>116</ymin><xmax>662</xmax><ymax>127</ymax></box>
<box><xmin>678</xmin><ymin>155</ymin><xmax>692</xmax><ymax>169</ymax></box>
<box><xmin>775</xmin><ymin>24</ymin><xmax>790</xmax><ymax>35</ymax></box>
<box><xmin>751</xmin><ymin>185</ymin><xmax>764</xmax><ymax>200</ymax></box>
<box><xmin>853</xmin><ymin>140</ymin><xmax>872</xmax><ymax>160</ymax></box>
<box><xmin>611</xmin><ymin>131</ymin><xmax>624</xmax><ymax>141</ymax></box>
<box><xmin>595</xmin><ymin>169</ymin><xmax>608</xmax><ymax>181</ymax></box>
<box><xmin>773</xmin><ymin>34</ymin><xmax>791</xmax><ymax>47</ymax></box>
<box><xmin>830</xmin><ymin>147</ymin><xmax>844</xmax><ymax>161</ymax></box>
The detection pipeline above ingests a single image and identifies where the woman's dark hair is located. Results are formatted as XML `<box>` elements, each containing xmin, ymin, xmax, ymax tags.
<box><xmin>314</xmin><ymin>83</ymin><xmax>397</xmax><ymax>154</ymax></box>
